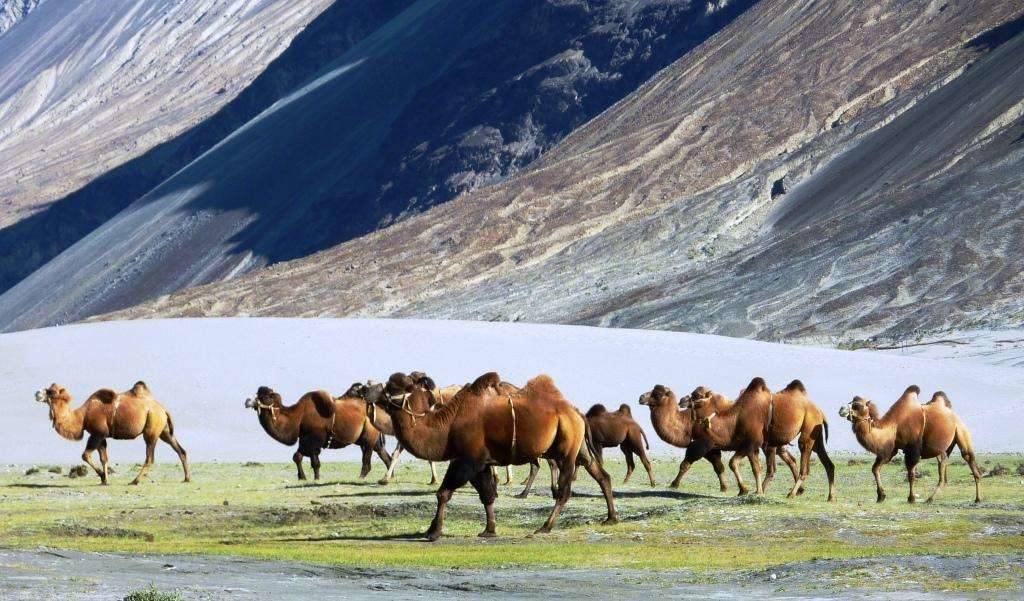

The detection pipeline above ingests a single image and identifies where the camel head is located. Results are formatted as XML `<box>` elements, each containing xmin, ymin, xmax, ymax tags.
<box><xmin>638</xmin><ymin>384</ymin><xmax>675</xmax><ymax>407</ymax></box>
<box><xmin>35</xmin><ymin>383</ymin><xmax>70</xmax><ymax>406</ymax></box>
<box><xmin>678</xmin><ymin>385</ymin><xmax>714</xmax><ymax>409</ymax></box>
<box><xmin>371</xmin><ymin>372</ymin><xmax>434</xmax><ymax>416</ymax></box>
<box><xmin>244</xmin><ymin>386</ymin><xmax>282</xmax><ymax>416</ymax></box>
<box><xmin>839</xmin><ymin>396</ymin><xmax>874</xmax><ymax>424</ymax></box>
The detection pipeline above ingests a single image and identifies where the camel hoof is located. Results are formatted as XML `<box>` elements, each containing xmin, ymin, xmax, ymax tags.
<box><xmin>827</xmin><ymin>495</ymin><xmax>837</xmax><ymax>503</ymax></box>
<box><xmin>478</xmin><ymin>530</ymin><xmax>497</xmax><ymax>538</ymax></box>
<box><xmin>183</xmin><ymin>478</ymin><xmax>192</xmax><ymax>484</ymax></box>
<box><xmin>425</xmin><ymin>530</ymin><xmax>442</xmax><ymax>542</ymax></box>
<box><xmin>974</xmin><ymin>498</ymin><xmax>982</xmax><ymax>504</ymax></box>
<box><xmin>129</xmin><ymin>480</ymin><xmax>140</xmax><ymax>486</ymax></box>
<box><xmin>514</xmin><ymin>492</ymin><xmax>529</xmax><ymax>500</ymax></box>
<box><xmin>907</xmin><ymin>495</ymin><xmax>917</xmax><ymax>504</ymax></box>
<box><xmin>650</xmin><ymin>482</ymin><xmax>658</xmax><ymax>488</ymax></box>
<box><xmin>796</xmin><ymin>487</ymin><xmax>805</xmax><ymax>496</ymax></box>
<box><xmin>377</xmin><ymin>478</ymin><xmax>390</xmax><ymax>486</ymax></box>
<box><xmin>669</xmin><ymin>481</ymin><xmax>681</xmax><ymax>489</ymax></box>
<box><xmin>602</xmin><ymin>517</ymin><xmax>619</xmax><ymax>526</ymax></box>
<box><xmin>533</xmin><ymin>526</ymin><xmax>552</xmax><ymax>535</ymax></box>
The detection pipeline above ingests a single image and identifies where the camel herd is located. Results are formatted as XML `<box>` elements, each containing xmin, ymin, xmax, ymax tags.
<box><xmin>34</xmin><ymin>373</ymin><xmax>984</xmax><ymax>540</ymax></box>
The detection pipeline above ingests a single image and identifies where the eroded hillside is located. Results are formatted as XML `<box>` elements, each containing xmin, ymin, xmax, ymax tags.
<box><xmin>96</xmin><ymin>0</ymin><xmax>1024</xmax><ymax>345</ymax></box>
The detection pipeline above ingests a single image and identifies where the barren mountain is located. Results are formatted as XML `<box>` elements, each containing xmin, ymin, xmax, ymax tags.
<box><xmin>0</xmin><ymin>0</ymin><xmax>44</xmax><ymax>37</ymax></box>
<box><xmin>0</xmin><ymin>0</ymin><xmax>756</xmax><ymax>330</ymax></box>
<box><xmin>91</xmin><ymin>0</ymin><xmax>1024</xmax><ymax>345</ymax></box>
<box><xmin>0</xmin><ymin>0</ymin><xmax>332</xmax><ymax>228</ymax></box>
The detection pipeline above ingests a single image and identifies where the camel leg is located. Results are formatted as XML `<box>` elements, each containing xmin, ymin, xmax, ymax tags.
<box><xmin>548</xmin><ymin>459</ymin><xmax>559</xmax><ymax>499</ymax></box>
<box><xmin>727</xmin><ymin>452</ymin><xmax>749</xmax><ymax>495</ymax></box>
<box><xmin>622</xmin><ymin>447</ymin><xmax>636</xmax><ymax>484</ymax></box>
<box><xmin>471</xmin><ymin>467</ymin><xmax>499</xmax><ymax>537</ymax></box>
<box><xmin>426</xmin><ymin>459</ymin><xmax>474</xmax><ymax>542</ymax></box>
<box><xmin>761</xmin><ymin>447</ymin><xmax>777</xmax><ymax>492</ymax></box>
<box><xmin>82</xmin><ymin>434</ymin><xmax>107</xmax><ymax>485</ymax></box>
<box><xmin>961</xmin><ymin>448</ymin><xmax>983</xmax><ymax>503</ymax></box>
<box><xmin>130</xmin><ymin>435</ymin><xmax>158</xmax><ymax>485</ymax></box>
<box><xmin>159</xmin><ymin>429</ymin><xmax>191</xmax><ymax>483</ymax></box>
<box><xmin>872</xmin><ymin>455</ymin><xmax>887</xmax><ymax>502</ymax></box>
<box><xmin>580</xmin><ymin>454</ymin><xmax>618</xmax><ymax>526</ymax></box>
<box><xmin>516</xmin><ymin>460</ymin><xmax>540</xmax><ymax>499</ymax></box>
<box><xmin>536</xmin><ymin>458</ymin><xmax>577</xmax><ymax>534</ymax></box>
<box><xmin>98</xmin><ymin>439</ymin><xmax>110</xmax><ymax>484</ymax></box>
<box><xmin>310</xmin><ymin>451</ymin><xmax>324</xmax><ymax>482</ymax></box>
<box><xmin>670</xmin><ymin>459</ymin><xmax>694</xmax><ymax>489</ymax></box>
<box><xmin>373</xmin><ymin>432</ymin><xmax>392</xmax><ymax>471</ymax></box>
<box><xmin>776</xmin><ymin>447</ymin><xmax>801</xmax><ymax>493</ymax></box>
<box><xmin>358</xmin><ymin>443</ymin><xmax>373</xmax><ymax>479</ymax></box>
<box><xmin>293</xmin><ymin>450</ymin><xmax>307</xmax><ymax>481</ymax></box>
<box><xmin>926</xmin><ymin>451</ymin><xmax>948</xmax><ymax>503</ymax></box>
<box><xmin>627</xmin><ymin>434</ymin><xmax>657</xmax><ymax>487</ymax></box>
<box><xmin>503</xmin><ymin>466</ymin><xmax>512</xmax><ymax>486</ymax></box>
<box><xmin>811</xmin><ymin>434</ymin><xmax>836</xmax><ymax>502</ymax></box>
<box><xmin>748</xmin><ymin>449</ymin><xmax>765</xmax><ymax>495</ymax></box>
<box><xmin>787</xmin><ymin>438</ymin><xmax>814</xmax><ymax>499</ymax></box>
<box><xmin>379</xmin><ymin>444</ymin><xmax>403</xmax><ymax>485</ymax></box>
<box><xmin>905</xmin><ymin>444</ymin><xmax>921</xmax><ymax>503</ymax></box>
<box><xmin>428</xmin><ymin>461</ymin><xmax>439</xmax><ymax>486</ymax></box>
<box><xmin>703</xmin><ymin>449</ymin><xmax>728</xmax><ymax>492</ymax></box>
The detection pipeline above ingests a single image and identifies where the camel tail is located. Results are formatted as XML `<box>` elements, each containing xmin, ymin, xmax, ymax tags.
<box><xmin>640</xmin><ymin>427</ymin><xmax>650</xmax><ymax>450</ymax></box>
<box><xmin>583</xmin><ymin>418</ymin><xmax>601</xmax><ymax>466</ymax></box>
<box><xmin>823</xmin><ymin>419</ymin><xmax>829</xmax><ymax>443</ymax></box>
<box><xmin>165</xmin><ymin>411</ymin><xmax>176</xmax><ymax>435</ymax></box>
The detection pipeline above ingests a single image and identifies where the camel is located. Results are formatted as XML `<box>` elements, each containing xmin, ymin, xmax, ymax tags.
<box><xmin>518</xmin><ymin>402</ymin><xmax>656</xmax><ymax>497</ymax></box>
<box><xmin>244</xmin><ymin>386</ymin><xmax>391</xmax><ymax>481</ymax></box>
<box><xmin>684</xmin><ymin>378</ymin><xmax>836</xmax><ymax>501</ymax></box>
<box><xmin>34</xmin><ymin>382</ymin><xmax>190</xmax><ymax>485</ymax></box>
<box><xmin>839</xmin><ymin>387</ymin><xmax>982</xmax><ymax>503</ymax></box>
<box><xmin>637</xmin><ymin>385</ymin><xmax>800</xmax><ymax>493</ymax></box>
<box><xmin>366</xmin><ymin>371</ymin><xmax>617</xmax><ymax>540</ymax></box>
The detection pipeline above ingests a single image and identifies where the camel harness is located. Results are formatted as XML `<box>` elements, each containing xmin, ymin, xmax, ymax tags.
<box><xmin>507</xmin><ymin>394</ymin><xmax>518</xmax><ymax>455</ymax></box>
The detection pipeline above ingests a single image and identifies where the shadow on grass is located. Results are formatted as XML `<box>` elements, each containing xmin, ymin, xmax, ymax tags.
<box><xmin>273</xmin><ymin>532</ymin><xmax>428</xmax><ymax>543</ymax></box>
<box><xmin>572</xmin><ymin>489</ymin><xmax>716</xmax><ymax>500</ymax></box>
<box><xmin>319</xmin><ymin>490</ymin><xmax>434</xmax><ymax>499</ymax></box>
<box><xmin>5</xmin><ymin>483</ymin><xmax>71</xmax><ymax>489</ymax></box>
<box><xmin>283</xmin><ymin>479</ymin><xmax>382</xmax><ymax>489</ymax></box>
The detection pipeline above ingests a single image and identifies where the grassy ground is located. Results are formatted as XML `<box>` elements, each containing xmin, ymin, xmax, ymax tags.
<box><xmin>2</xmin><ymin>453</ymin><xmax>1023</xmax><ymax>590</ymax></box>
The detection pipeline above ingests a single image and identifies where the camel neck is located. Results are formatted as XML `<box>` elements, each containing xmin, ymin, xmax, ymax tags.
<box><xmin>50</xmin><ymin>402</ymin><xmax>86</xmax><ymax>441</ymax></box>
<box><xmin>648</xmin><ymin>402</ymin><xmax>693</xmax><ymax>448</ymax></box>
<box><xmin>852</xmin><ymin>418</ymin><xmax>895</xmax><ymax>455</ymax></box>
<box><xmin>257</xmin><ymin>404</ymin><xmax>300</xmax><ymax>445</ymax></box>
<box><xmin>387</xmin><ymin>405</ymin><xmax>451</xmax><ymax>461</ymax></box>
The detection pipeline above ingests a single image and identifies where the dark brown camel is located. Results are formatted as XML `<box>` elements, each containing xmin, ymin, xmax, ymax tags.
<box><xmin>518</xmin><ymin>402</ymin><xmax>656</xmax><ymax>497</ymax></box>
<box><xmin>839</xmin><ymin>387</ymin><xmax>982</xmax><ymax>503</ymax></box>
<box><xmin>35</xmin><ymin>382</ymin><xmax>190</xmax><ymax>485</ymax></box>
<box><xmin>244</xmin><ymin>386</ymin><xmax>391</xmax><ymax>481</ymax></box>
<box><xmin>685</xmin><ymin>378</ymin><xmax>836</xmax><ymax>501</ymax></box>
<box><xmin>366</xmin><ymin>372</ymin><xmax>617</xmax><ymax>540</ymax></box>
<box><xmin>637</xmin><ymin>385</ymin><xmax>799</xmax><ymax>493</ymax></box>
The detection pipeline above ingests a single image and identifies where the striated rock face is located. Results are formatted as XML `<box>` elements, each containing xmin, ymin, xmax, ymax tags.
<box><xmin>0</xmin><ymin>0</ymin><xmax>756</xmax><ymax>329</ymax></box>
<box><xmin>91</xmin><ymin>0</ymin><xmax>1024</xmax><ymax>345</ymax></box>
<box><xmin>0</xmin><ymin>0</ymin><xmax>333</xmax><ymax>224</ymax></box>
<box><xmin>0</xmin><ymin>0</ymin><xmax>44</xmax><ymax>37</ymax></box>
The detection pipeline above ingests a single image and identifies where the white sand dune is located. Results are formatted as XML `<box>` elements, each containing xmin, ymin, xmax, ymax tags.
<box><xmin>1</xmin><ymin>318</ymin><xmax>1020</xmax><ymax>465</ymax></box>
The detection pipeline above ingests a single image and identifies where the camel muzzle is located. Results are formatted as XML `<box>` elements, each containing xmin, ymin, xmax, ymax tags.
<box><xmin>34</xmin><ymin>390</ymin><xmax>48</xmax><ymax>403</ymax></box>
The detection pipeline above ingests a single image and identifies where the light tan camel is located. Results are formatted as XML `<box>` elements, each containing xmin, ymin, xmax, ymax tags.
<box><xmin>839</xmin><ymin>387</ymin><xmax>982</xmax><ymax>503</ymax></box>
<box><xmin>35</xmin><ymin>382</ymin><xmax>190</xmax><ymax>485</ymax></box>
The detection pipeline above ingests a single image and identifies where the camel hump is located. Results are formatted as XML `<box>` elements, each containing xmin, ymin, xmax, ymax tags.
<box><xmin>930</xmin><ymin>391</ymin><xmax>952</xmax><ymax>408</ymax></box>
<box><xmin>617</xmin><ymin>403</ymin><xmax>632</xmax><ymax>416</ymax></box>
<box><xmin>904</xmin><ymin>384</ymin><xmax>921</xmax><ymax>396</ymax></box>
<box><xmin>93</xmin><ymin>389</ymin><xmax>117</xmax><ymax>404</ymax></box>
<box><xmin>745</xmin><ymin>377</ymin><xmax>769</xmax><ymax>394</ymax></box>
<box><xmin>586</xmin><ymin>403</ymin><xmax>607</xmax><ymax>417</ymax></box>
<box><xmin>783</xmin><ymin>379</ymin><xmax>805</xmax><ymax>393</ymax></box>
<box><xmin>132</xmin><ymin>381</ymin><xmax>149</xmax><ymax>394</ymax></box>
<box><xmin>309</xmin><ymin>391</ymin><xmax>336</xmax><ymax>419</ymax></box>
<box><xmin>469</xmin><ymin>372</ymin><xmax>502</xmax><ymax>394</ymax></box>
<box><xmin>524</xmin><ymin>374</ymin><xmax>559</xmax><ymax>396</ymax></box>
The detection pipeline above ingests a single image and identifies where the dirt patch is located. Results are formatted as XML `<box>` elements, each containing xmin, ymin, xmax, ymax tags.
<box><xmin>49</xmin><ymin>522</ymin><xmax>154</xmax><ymax>542</ymax></box>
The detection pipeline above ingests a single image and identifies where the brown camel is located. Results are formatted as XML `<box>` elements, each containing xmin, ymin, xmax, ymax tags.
<box><xmin>684</xmin><ymin>378</ymin><xmax>836</xmax><ymax>501</ymax></box>
<box><xmin>366</xmin><ymin>371</ymin><xmax>617</xmax><ymax>540</ymax></box>
<box><xmin>34</xmin><ymin>382</ymin><xmax>190</xmax><ymax>485</ymax></box>
<box><xmin>839</xmin><ymin>387</ymin><xmax>982</xmax><ymax>503</ymax></box>
<box><xmin>244</xmin><ymin>386</ymin><xmax>391</xmax><ymax>481</ymax></box>
<box><xmin>518</xmin><ymin>402</ymin><xmax>656</xmax><ymax>497</ymax></box>
<box><xmin>637</xmin><ymin>385</ymin><xmax>799</xmax><ymax>493</ymax></box>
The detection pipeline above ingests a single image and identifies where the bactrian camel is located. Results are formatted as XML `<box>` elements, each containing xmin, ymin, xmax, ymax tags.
<box><xmin>367</xmin><ymin>372</ymin><xmax>617</xmax><ymax>540</ymax></box>
<box><xmin>839</xmin><ymin>386</ymin><xmax>982</xmax><ymax>503</ymax></box>
<box><xmin>35</xmin><ymin>382</ymin><xmax>190</xmax><ymax>485</ymax></box>
<box><xmin>244</xmin><ymin>386</ymin><xmax>391</xmax><ymax>481</ymax></box>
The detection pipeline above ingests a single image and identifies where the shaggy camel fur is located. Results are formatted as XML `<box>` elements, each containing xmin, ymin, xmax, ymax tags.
<box><xmin>35</xmin><ymin>382</ymin><xmax>190</xmax><ymax>485</ymax></box>
<box><xmin>686</xmin><ymin>378</ymin><xmax>836</xmax><ymax>501</ymax></box>
<box><xmin>244</xmin><ymin>386</ymin><xmax>390</xmax><ymax>481</ymax></box>
<box><xmin>839</xmin><ymin>387</ymin><xmax>982</xmax><ymax>503</ymax></box>
<box><xmin>518</xmin><ymin>402</ymin><xmax>656</xmax><ymax>497</ymax></box>
<box><xmin>368</xmin><ymin>372</ymin><xmax>617</xmax><ymax>540</ymax></box>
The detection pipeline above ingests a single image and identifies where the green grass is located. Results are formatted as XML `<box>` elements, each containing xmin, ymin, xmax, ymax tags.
<box><xmin>123</xmin><ymin>585</ymin><xmax>184</xmax><ymax>601</ymax></box>
<box><xmin>2</xmin><ymin>453</ymin><xmax>1022</xmax><ymax>579</ymax></box>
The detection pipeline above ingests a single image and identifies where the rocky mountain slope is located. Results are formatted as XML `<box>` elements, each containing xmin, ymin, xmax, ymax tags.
<box><xmin>92</xmin><ymin>0</ymin><xmax>1024</xmax><ymax>345</ymax></box>
<box><xmin>0</xmin><ymin>0</ymin><xmax>43</xmax><ymax>37</ymax></box>
<box><xmin>0</xmin><ymin>0</ymin><xmax>332</xmax><ymax>229</ymax></box>
<box><xmin>0</xmin><ymin>0</ymin><xmax>756</xmax><ymax>330</ymax></box>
